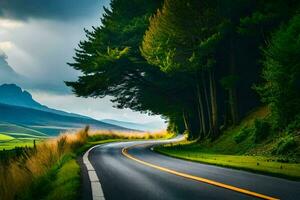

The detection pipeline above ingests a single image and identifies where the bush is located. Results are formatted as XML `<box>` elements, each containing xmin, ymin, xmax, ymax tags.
<box><xmin>285</xmin><ymin>115</ymin><xmax>300</xmax><ymax>134</ymax></box>
<box><xmin>253</xmin><ymin>119</ymin><xmax>271</xmax><ymax>143</ymax></box>
<box><xmin>234</xmin><ymin>126</ymin><xmax>251</xmax><ymax>143</ymax></box>
<box><xmin>274</xmin><ymin>135</ymin><xmax>297</xmax><ymax>155</ymax></box>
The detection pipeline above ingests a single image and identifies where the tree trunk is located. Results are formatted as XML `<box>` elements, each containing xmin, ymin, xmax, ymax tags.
<box><xmin>196</xmin><ymin>81</ymin><xmax>206</xmax><ymax>139</ymax></box>
<box><xmin>229</xmin><ymin>38</ymin><xmax>239</xmax><ymax>125</ymax></box>
<box><xmin>182</xmin><ymin>109</ymin><xmax>190</xmax><ymax>134</ymax></box>
<box><xmin>202</xmin><ymin>71</ymin><xmax>212</xmax><ymax>134</ymax></box>
<box><xmin>209</xmin><ymin>68</ymin><xmax>218</xmax><ymax>137</ymax></box>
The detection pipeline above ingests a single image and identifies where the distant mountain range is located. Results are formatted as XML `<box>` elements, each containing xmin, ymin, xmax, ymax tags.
<box><xmin>0</xmin><ymin>84</ymin><xmax>131</xmax><ymax>135</ymax></box>
<box><xmin>0</xmin><ymin>84</ymin><xmax>165</xmax><ymax>136</ymax></box>
<box><xmin>102</xmin><ymin>119</ymin><xmax>166</xmax><ymax>132</ymax></box>
<box><xmin>0</xmin><ymin>102</ymin><xmax>132</xmax><ymax>135</ymax></box>
<box><xmin>0</xmin><ymin>84</ymin><xmax>91</xmax><ymax>119</ymax></box>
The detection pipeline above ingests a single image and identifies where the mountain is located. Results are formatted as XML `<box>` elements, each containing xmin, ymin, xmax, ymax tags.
<box><xmin>0</xmin><ymin>84</ymin><xmax>134</xmax><ymax>135</ymax></box>
<box><xmin>0</xmin><ymin>83</ymin><xmax>43</xmax><ymax>109</ymax></box>
<box><xmin>0</xmin><ymin>103</ymin><xmax>131</xmax><ymax>136</ymax></box>
<box><xmin>101</xmin><ymin>119</ymin><xmax>166</xmax><ymax>132</ymax></box>
<box><xmin>0</xmin><ymin>53</ymin><xmax>21</xmax><ymax>84</ymax></box>
<box><xmin>0</xmin><ymin>84</ymin><xmax>91</xmax><ymax>119</ymax></box>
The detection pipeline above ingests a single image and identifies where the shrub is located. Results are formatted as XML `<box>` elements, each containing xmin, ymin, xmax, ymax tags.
<box><xmin>234</xmin><ymin>126</ymin><xmax>251</xmax><ymax>143</ymax></box>
<box><xmin>274</xmin><ymin>135</ymin><xmax>297</xmax><ymax>155</ymax></box>
<box><xmin>253</xmin><ymin>119</ymin><xmax>271</xmax><ymax>143</ymax></box>
<box><xmin>285</xmin><ymin>115</ymin><xmax>300</xmax><ymax>134</ymax></box>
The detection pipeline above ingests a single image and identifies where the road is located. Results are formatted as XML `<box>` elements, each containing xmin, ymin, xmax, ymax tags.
<box><xmin>81</xmin><ymin>137</ymin><xmax>300</xmax><ymax>200</ymax></box>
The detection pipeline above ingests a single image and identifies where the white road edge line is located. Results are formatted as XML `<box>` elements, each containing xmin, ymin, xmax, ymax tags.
<box><xmin>83</xmin><ymin>145</ymin><xmax>105</xmax><ymax>200</ymax></box>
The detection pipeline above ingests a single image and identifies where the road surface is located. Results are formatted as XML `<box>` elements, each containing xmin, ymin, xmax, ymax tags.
<box><xmin>81</xmin><ymin>137</ymin><xmax>300</xmax><ymax>200</ymax></box>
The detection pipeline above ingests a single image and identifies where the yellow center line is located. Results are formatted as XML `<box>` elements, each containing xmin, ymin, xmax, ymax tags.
<box><xmin>121</xmin><ymin>144</ymin><xmax>280</xmax><ymax>200</ymax></box>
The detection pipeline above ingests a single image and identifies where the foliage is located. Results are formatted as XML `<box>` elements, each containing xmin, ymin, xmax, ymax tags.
<box><xmin>20</xmin><ymin>154</ymin><xmax>79</xmax><ymax>200</ymax></box>
<box><xmin>256</xmin><ymin>14</ymin><xmax>300</xmax><ymax>129</ymax></box>
<box><xmin>155</xmin><ymin>107</ymin><xmax>300</xmax><ymax>179</ymax></box>
<box><xmin>285</xmin><ymin>114</ymin><xmax>300</xmax><ymax>134</ymax></box>
<box><xmin>220</xmin><ymin>75</ymin><xmax>239</xmax><ymax>90</ymax></box>
<box><xmin>274</xmin><ymin>135</ymin><xmax>297</xmax><ymax>155</ymax></box>
<box><xmin>66</xmin><ymin>0</ymin><xmax>300</xmax><ymax>140</ymax></box>
<box><xmin>253</xmin><ymin>119</ymin><xmax>271</xmax><ymax>143</ymax></box>
<box><xmin>234</xmin><ymin>126</ymin><xmax>251</xmax><ymax>143</ymax></box>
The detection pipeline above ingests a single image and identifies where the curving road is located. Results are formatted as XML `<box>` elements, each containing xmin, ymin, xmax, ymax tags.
<box><xmin>81</xmin><ymin>137</ymin><xmax>300</xmax><ymax>200</ymax></box>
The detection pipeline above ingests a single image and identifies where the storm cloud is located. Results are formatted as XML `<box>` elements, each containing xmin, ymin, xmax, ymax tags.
<box><xmin>0</xmin><ymin>0</ymin><xmax>109</xmax><ymax>21</ymax></box>
<box><xmin>0</xmin><ymin>0</ymin><xmax>165</xmax><ymax>125</ymax></box>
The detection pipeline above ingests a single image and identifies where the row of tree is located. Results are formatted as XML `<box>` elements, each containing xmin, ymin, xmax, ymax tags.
<box><xmin>67</xmin><ymin>0</ymin><xmax>300</xmax><ymax>139</ymax></box>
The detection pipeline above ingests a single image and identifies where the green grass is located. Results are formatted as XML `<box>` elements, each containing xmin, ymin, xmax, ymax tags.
<box><xmin>0</xmin><ymin>123</ymin><xmax>46</xmax><ymax>137</ymax></box>
<box><xmin>0</xmin><ymin>133</ymin><xmax>15</xmax><ymax>141</ymax></box>
<box><xmin>0</xmin><ymin>138</ymin><xmax>44</xmax><ymax>150</ymax></box>
<box><xmin>17</xmin><ymin>138</ymin><xmax>125</xmax><ymax>200</ymax></box>
<box><xmin>156</xmin><ymin>107</ymin><xmax>300</xmax><ymax>180</ymax></box>
<box><xmin>45</xmin><ymin>157</ymin><xmax>80</xmax><ymax>200</ymax></box>
<box><xmin>0</xmin><ymin>122</ymin><xmax>49</xmax><ymax>150</ymax></box>
<box><xmin>19</xmin><ymin>154</ymin><xmax>80</xmax><ymax>200</ymax></box>
<box><xmin>156</xmin><ymin>146</ymin><xmax>300</xmax><ymax>179</ymax></box>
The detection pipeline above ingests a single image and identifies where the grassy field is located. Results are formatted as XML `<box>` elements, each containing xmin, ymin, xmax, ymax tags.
<box><xmin>0</xmin><ymin>127</ymin><xmax>169</xmax><ymax>200</ymax></box>
<box><xmin>156</xmin><ymin>107</ymin><xmax>300</xmax><ymax>180</ymax></box>
<box><xmin>0</xmin><ymin>133</ymin><xmax>15</xmax><ymax>141</ymax></box>
<box><xmin>0</xmin><ymin>122</ymin><xmax>49</xmax><ymax>150</ymax></box>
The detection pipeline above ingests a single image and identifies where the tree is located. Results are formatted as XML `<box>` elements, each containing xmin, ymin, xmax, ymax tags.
<box><xmin>141</xmin><ymin>0</ymin><xmax>222</xmax><ymax>139</ymax></box>
<box><xmin>256</xmin><ymin>14</ymin><xmax>300</xmax><ymax>129</ymax></box>
<box><xmin>66</xmin><ymin>0</ymin><xmax>193</xmax><ymax>135</ymax></box>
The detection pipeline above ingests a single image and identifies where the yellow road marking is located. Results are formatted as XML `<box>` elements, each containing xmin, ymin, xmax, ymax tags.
<box><xmin>122</xmin><ymin>144</ymin><xmax>279</xmax><ymax>200</ymax></box>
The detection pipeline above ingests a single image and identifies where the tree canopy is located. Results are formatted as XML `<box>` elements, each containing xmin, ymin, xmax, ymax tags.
<box><xmin>67</xmin><ymin>0</ymin><xmax>300</xmax><ymax>140</ymax></box>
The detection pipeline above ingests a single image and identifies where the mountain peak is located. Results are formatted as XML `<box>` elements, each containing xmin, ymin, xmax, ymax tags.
<box><xmin>0</xmin><ymin>83</ymin><xmax>44</xmax><ymax>109</ymax></box>
<box><xmin>0</xmin><ymin>84</ymin><xmax>93</xmax><ymax>119</ymax></box>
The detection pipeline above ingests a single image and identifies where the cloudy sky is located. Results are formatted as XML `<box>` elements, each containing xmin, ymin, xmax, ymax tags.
<box><xmin>0</xmin><ymin>0</ymin><xmax>165</xmax><ymax>124</ymax></box>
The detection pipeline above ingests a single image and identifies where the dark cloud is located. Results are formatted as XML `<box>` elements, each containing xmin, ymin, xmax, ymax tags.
<box><xmin>0</xmin><ymin>0</ymin><xmax>109</xmax><ymax>21</ymax></box>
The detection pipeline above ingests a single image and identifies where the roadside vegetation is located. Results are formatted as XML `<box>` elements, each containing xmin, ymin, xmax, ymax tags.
<box><xmin>0</xmin><ymin>127</ymin><xmax>169</xmax><ymax>200</ymax></box>
<box><xmin>156</xmin><ymin>107</ymin><xmax>300</xmax><ymax>179</ymax></box>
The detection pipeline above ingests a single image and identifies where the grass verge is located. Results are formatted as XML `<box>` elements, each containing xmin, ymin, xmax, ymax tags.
<box><xmin>0</xmin><ymin>127</ymin><xmax>169</xmax><ymax>200</ymax></box>
<box><xmin>155</xmin><ymin>145</ymin><xmax>300</xmax><ymax>180</ymax></box>
<box><xmin>155</xmin><ymin>107</ymin><xmax>300</xmax><ymax>180</ymax></box>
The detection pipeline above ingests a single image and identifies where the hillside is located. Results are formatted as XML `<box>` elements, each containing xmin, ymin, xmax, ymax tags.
<box><xmin>0</xmin><ymin>122</ymin><xmax>49</xmax><ymax>150</ymax></box>
<box><xmin>0</xmin><ymin>103</ymin><xmax>131</xmax><ymax>136</ymax></box>
<box><xmin>102</xmin><ymin>119</ymin><xmax>166</xmax><ymax>132</ymax></box>
<box><xmin>0</xmin><ymin>84</ymin><xmax>91</xmax><ymax>119</ymax></box>
<box><xmin>0</xmin><ymin>122</ymin><xmax>47</xmax><ymax>138</ymax></box>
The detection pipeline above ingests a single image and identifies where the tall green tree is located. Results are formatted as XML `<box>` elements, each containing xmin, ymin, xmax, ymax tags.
<box><xmin>141</xmin><ymin>0</ymin><xmax>222</xmax><ymax>138</ymax></box>
<box><xmin>256</xmin><ymin>14</ymin><xmax>300</xmax><ymax>129</ymax></box>
<box><xmin>66</xmin><ymin>0</ymin><xmax>192</xmax><ymax>135</ymax></box>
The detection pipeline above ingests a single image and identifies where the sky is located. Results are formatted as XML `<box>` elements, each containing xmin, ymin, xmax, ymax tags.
<box><xmin>0</xmin><ymin>0</ymin><xmax>165</xmax><ymax>125</ymax></box>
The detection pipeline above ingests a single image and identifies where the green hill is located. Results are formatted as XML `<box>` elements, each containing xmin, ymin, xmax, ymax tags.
<box><xmin>0</xmin><ymin>122</ymin><xmax>47</xmax><ymax>137</ymax></box>
<box><xmin>0</xmin><ymin>122</ymin><xmax>48</xmax><ymax>150</ymax></box>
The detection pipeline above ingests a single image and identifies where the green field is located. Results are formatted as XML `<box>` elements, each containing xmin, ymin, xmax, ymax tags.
<box><xmin>0</xmin><ymin>122</ymin><xmax>48</xmax><ymax>150</ymax></box>
<box><xmin>0</xmin><ymin>133</ymin><xmax>15</xmax><ymax>141</ymax></box>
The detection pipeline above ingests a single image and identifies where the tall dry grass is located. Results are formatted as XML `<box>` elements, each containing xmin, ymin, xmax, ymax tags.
<box><xmin>0</xmin><ymin>126</ymin><xmax>168</xmax><ymax>200</ymax></box>
<box><xmin>88</xmin><ymin>129</ymin><xmax>169</xmax><ymax>140</ymax></box>
<box><xmin>0</xmin><ymin>126</ymin><xmax>90</xmax><ymax>200</ymax></box>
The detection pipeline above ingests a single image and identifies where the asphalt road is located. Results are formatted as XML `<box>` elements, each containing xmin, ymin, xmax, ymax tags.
<box><xmin>82</xmin><ymin>137</ymin><xmax>300</xmax><ymax>200</ymax></box>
